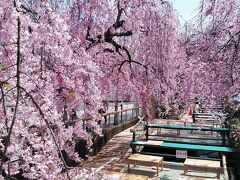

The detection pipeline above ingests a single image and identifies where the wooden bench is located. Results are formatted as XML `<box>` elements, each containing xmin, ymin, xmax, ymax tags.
<box><xmin>184</xmin><ymin>158</ymin><xmax>221</xmax><ymax>179</ymax></box>
<box><xmin>193</xmin><ymin>112</ymin><xmax>226</xmax><ymax>118</ymax></box>
<box><xmin>130</xmin><ymin>140</ymin><xmax>239</xmax><ymax>153</ymax></box>
<box><xmin>145</xmin><ymin>124</ymin><xmax>230</xmax><ymax>144</ymax></box>
<box><xmin>127</xmin><ymin>153</ymin><xmax>163</xmax><ymax>176</ymax></box>
<box><xmin>187</xmin><ymin>122</ymin><xmax>214</xmax><ymax>135</ymax></box>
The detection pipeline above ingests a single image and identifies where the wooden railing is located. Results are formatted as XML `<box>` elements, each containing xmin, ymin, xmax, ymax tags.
<box><xmin>64</xmin><ymin>107</ymin><xmax>141</xmax><ymax>128</ymax></box>
<box><xmin>102</xmin><ymin>107</ymin><xmax>140</xmax><ymax>125</ymax></box>
<box><xmin>130</xmin><ymin>116</ymin><xmax>145</xmax><ymax>141</ymax></box>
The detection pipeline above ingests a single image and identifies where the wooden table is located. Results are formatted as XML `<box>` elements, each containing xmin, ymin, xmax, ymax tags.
<box><xmin>128</xmin><ymin>153</ymin><xmax>163</xmax><ymax>176</ymax></box>
<box><xmin>184</xmin><ymin>158</ymin><xmax>221</xmax><ymax>179</ymax></box>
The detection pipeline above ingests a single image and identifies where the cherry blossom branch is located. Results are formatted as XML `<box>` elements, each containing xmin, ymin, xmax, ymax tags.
<box><xmin>116</xmin><ymin>2</ymin><xmax>123</xmax><ymax>24</ymax></box>
<box><xmin>14</xmin><ymin>0</ymin><xmax>37</xmax><ymax>15</ymax></box>
<box><xmin>86</xmin><ymin>26</ymin><xmax>102</xmax><ymax>50</ymax></box>
<box><xmin>84</xmin><ymin>1</ymin><xmax>149</xmax><ymax>72</ymax></box>
<box><xmin>20</xmin><ymin>71</ymin><xmax>41</xmax><ymax>88</ymax></box>
<box><xmin>1</xmin><ymin>75</ymin><xmax>17</xmax><ymax>85</ymax></box>
<box><xmin>0</xmin><ymin>17</ymin><xmax>21</xmax><ymax>175</ymax></box>
<box><xmin>0</xmin><ymin>64</ymin><xmax>17</xmax><ymax>71</ymax></box>
<box><xmin>229</xmin><ymin>34</ymin><xmax>240</xmax><ymax>86</ymax></box>
<box><xmin>20</xmin><ymin>87</ymin><xmax>72</xmax><ymax>172</ymax></box>
<box><xmin>0</xmin><ymin>83</ymin><xmax>9</xmax><ymax>131</ymax></box>
<box><xmin>0</xmin><ymin>87</ymin><xmax>16</xmax><ymax>103</ymax></box>
<box><xmin>211</xmin><ymin>31</ymin><xmax>240</xmax><ymax>59</ymax></box>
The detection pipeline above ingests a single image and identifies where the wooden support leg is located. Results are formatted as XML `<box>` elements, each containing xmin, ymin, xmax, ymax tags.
<box><xmin>217</xmin><ymin>169</ymin><xmax>220</xmax><ymax>179</ymax></box>
<box><xmin>130</xmin><ymin>144</ymin><xmax>137</xmax><ymax>154</ymax></box>
<box><xmin>157</xmin><ymin>164</ymin><xmax>159</xmax><ymax>176</ymax></box>
<box><xmin>184</xmin><ymin>165</ymin><xmax>188</xmax><ymax>175</ymax></box>
<box><xmin>146</xmin><ymin>128</ymin><xmax>149</xmax><ymax>141</ymax></box>
<box><xmin>134</xmin><ymin>160</ymin><xmax>136</xmax><ymax>167</ymax></box>
<box><xmin>177</xmin><ymin>129</ymin><xmax>180</xmax><ymax>137</ymax></box>
<box><xmin>161</xmin><ymin>160</ymin><xmax>163</xmax><ymax>171</ymax></box>
<box><xmin>128</xmin><ymin>162</ymin><xmax>130</xmax><ymax>172</ymax></box>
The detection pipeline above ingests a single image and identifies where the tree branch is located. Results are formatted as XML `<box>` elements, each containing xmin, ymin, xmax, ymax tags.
<box><xmin>20</xmin><ymin>87</ymin><xmax>71</xmax><ymax>170</ymax></box>
<box><xmin>0</xmin><ymin>17</ymin><xmax>21</xmax><ymax>175</ymax></box>
<box><xmin>0</xmin><ymin>82</ymin><xmax>8</xmax><ymax>131</ymax></box>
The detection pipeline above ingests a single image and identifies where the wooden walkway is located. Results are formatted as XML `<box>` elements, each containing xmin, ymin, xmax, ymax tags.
<box><xmin>81</xmin><ymin>122</ymin><xmax>147</xmax><ymax>178</ymax></box>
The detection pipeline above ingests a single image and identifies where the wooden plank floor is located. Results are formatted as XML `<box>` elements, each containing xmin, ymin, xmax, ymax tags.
<box><xmin>81</xmin><ymin>123</ymin><xmax>145</xmax><ymax>172</ymax></box>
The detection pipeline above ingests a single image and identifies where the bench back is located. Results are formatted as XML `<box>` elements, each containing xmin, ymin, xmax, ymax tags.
<box><xmin>145</xmin><ymin>124</ymin><xmax>230</xmax><ymax>132</ymax></box>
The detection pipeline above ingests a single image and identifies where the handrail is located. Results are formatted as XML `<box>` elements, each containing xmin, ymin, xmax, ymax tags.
<box><xmin>64</xmin><ymin>117</ymin><xmax>92</xmax><ymax>125</ymax></box>
<box><xmin>130</xmin><ymin>116</ymin><xmax>145</xmax><ymax>141</ymax></box>
<box><xmin>130</xmin><ymin>116</ymin><xmax>144</xmax><ymax>133</ymax></box>
<box><xmin>64</xmin><ymin>106</ymin><xmax>141</xmax><ymax>126</ymax></box>
<box><xmin>102</xmin><ymin>107</ymin><xmax>140</xmax><ymax>116</ymax></box>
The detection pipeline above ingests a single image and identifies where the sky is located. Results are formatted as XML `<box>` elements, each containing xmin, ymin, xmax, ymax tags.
<box><xmin>169</xmin><ymin>0</ymin><xmax>201</xmax><ymax>25</ymax></box>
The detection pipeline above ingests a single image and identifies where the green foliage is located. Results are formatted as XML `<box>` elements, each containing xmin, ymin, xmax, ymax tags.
<box><xmin>229</xmin><ymin>117</ymin><xmax>240</xmax><ymax>126</ymax></box>
<box><xmin>228</xmin><ymin>117</ymin><xmax>240</xmax><ymax>148</ymax></box>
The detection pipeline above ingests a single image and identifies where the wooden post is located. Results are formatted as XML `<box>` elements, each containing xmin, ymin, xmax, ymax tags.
<box><xmin>177</xmin><ymin>129</ymin><xmax>180</xmax><ymax>137</ymax></box>
<box><xmin>114</xmin><ymin>104</ymin><xmax>119</xmax><ymax>125</ymax></box>
<box><xmin>222</xmin><ymin>155</ymin><xmax>229</xmax><ymax>180</ymax></box>
<box><xmin>221</xmin><ymin>131</ymin><xmax>226</xmax><ymax>145</ymax></box>
<box><xmin>183</xmin><ymin>165</ymin><xmax>188</xmax><ymax>175</ymax></box>
<box><xmin>161</xmin><ymin>160</ymin><xmax>163</xmax><ymax>170</ymax></box>
<box><xmin>132</xmin><ymin>131</ymin><xmax>136</xmax><ymax>141</ymax></box>
<box><xmin>120</xmin><ymin>104</ymin><xmax>123</xmax><ymax>123</ymax></box>
<box><xmin>130</xmin><ymin>144</ymin><xmax>137</xmax><ymax>154</ymax></box>
<box><xmin>136</xmin><ymin>107</ymin><xmax>139</xmax><ymax>117</ymax></box>
<box><xmin>132</xmin><ymin>109</ymin><xmax>134</xmax><ymax>120</ymax></box>
<box><xmin>145</xmin><ymin>126</ymin><xmax>149</xmax><ymax>140</ymax></box>
<box><xmin>126</xmin><ymin>111</ymin><xmax>127</xmax><ymax>121</ymax></box>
